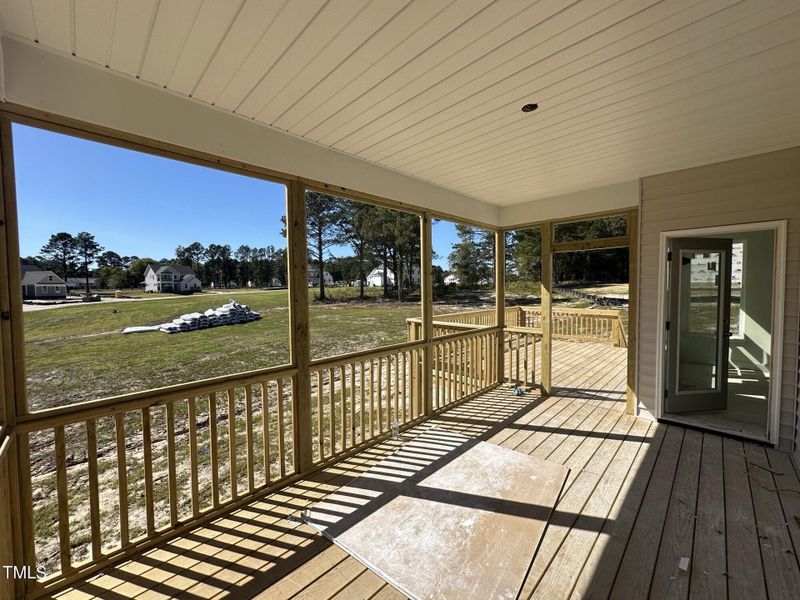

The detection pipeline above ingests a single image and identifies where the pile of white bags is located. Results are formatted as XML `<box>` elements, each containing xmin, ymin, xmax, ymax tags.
<box><xmin>123</xmin><ymin>299</ymin><xmax>261</xmax><ymax>335</ymax></box>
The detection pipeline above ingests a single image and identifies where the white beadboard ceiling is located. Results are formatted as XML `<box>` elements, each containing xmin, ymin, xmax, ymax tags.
<box><xmin>2</xmin><ymin>0</ymin><xmax>800</xmax><ymax>207</ymax></box>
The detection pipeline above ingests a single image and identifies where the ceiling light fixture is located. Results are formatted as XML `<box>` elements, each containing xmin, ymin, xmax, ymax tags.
<box><xmin>521</xmin><ymin>103</ymin><xmax>539</xmax><ymax>113</ymax></box>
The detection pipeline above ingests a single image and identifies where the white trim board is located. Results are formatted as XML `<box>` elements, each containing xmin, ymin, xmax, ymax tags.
<box><xmin>651</xmin><ymin>220</ymin><xmax>787</xmax><ymax>446</ymax></box>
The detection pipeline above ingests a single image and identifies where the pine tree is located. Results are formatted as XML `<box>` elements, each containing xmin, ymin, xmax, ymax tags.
<box><xmin>74</xmin><ymin>232</ymin><xmax>104</xmax><ymax>294</ymax></box>
<box><xmin>40</xmin><ymin>232</ymin><xmax>78</xmax><ymax>280</ymax></box>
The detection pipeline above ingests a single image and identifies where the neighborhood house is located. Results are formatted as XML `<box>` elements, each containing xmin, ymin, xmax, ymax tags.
<box><xmin>66</xmin><ymin>276</ymin><xmax>97</xmax><ymax>290</ymax></box>
<box><xmin>307</xmin><ymin>264</ymin><xmax>333</xmax><ymax>287</ymax></box>
<box><xmin>366</xmin><ymin>265</ymin><xmax>421</xmax><ymax>287</ymax></box>
<box><xmin>20</xmin><ymin>264</ymin><xmax>66</xmax><ymax>299</ymax></box>
<box><xmin>143</xmin><ymin>263</ymin><xmax>202</xmax><ymax>294</ymax></box>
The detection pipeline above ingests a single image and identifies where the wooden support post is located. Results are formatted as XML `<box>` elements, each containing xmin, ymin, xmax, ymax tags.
<box><xmin>541</xmin><ymin>223</ymin><xmax>553</xmax><ymax>395</ymax></box>
<box><xmin>0</xmin><ymin>119</ymin><xmax>28</xmax><ymax>599</ymax></box>
<box><xmin>626</xmin><ymin>207</ymin><xmax>639</xmax><ymax>414</ymax></box>
<box><xmin>421</xmin><ymin>212</ymin><xmax>434</xmax><ymax>415</ymax></box>
<box><xmin>288</xmin><ymin>180</ymin><xmax>313</xmax><ymax>473</ymax></box>
<box><xmin>495</xmin><ymin>230</ymin><xmax>505</xmax><ymax>383</ymax></box>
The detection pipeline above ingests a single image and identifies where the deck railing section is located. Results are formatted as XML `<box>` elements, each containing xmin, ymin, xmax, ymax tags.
<box><xmin>432</xmin><ymin>328</ymin><xmax>498</xmax><ymax>410</ymax></box>
<box><xmin>309</xmin><ymin>342</ymin><xmax>426</xmax><ymax>464</ymax></box>
<box><xmin>412</xmin><ymin>306</ymin><xmax>625</xmax><ymax>347</ymax></box>
<box><xmin>14</xmin><ymin>366</ymin><xmax>296</xmax><ymax>586</ymax></box>
<box><xmin>504</xmin><ymin>328</ymin><xmax>539</xmax><ymax>388</ymax></box>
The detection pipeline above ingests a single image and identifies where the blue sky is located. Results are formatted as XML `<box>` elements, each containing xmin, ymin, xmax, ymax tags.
<box><xmin>13</xmin><ymin>123</ymin><xmax>459</xmax><ymax>267</ymax></box>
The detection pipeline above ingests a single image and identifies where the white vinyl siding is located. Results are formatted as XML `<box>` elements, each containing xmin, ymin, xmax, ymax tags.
<box><xmin>638</xmin><ymin>146</ymin><xmax>800</xmax><ymax>452</ymax></box>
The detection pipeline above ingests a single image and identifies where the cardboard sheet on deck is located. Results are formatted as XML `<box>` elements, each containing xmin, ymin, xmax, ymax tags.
<box><xmin>305</xmin><ymin>429</ymin><xmax>569</xmax><ymax>600</ymax></box>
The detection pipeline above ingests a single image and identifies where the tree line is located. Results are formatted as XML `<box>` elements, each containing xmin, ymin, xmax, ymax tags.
<box><xmin>505</xmin><ymin>215</ymin><xmax>629</xmax><ymax>288</ymax></box>
<box><xmin>22</xmin><ymin>209</ymin><xmax>627</xmax><ymax>298</ymax></box>
<box><xmin>290</xmin><ymin>192</ymin><xmax>421</xmax><ymax>301</ymax></box>
<box><xmin>22</xmin><ymin>231</ymin><xmax>288</xmax><ymax>291</ymax></box>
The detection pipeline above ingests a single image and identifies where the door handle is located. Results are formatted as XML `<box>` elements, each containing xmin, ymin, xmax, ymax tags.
<box><xmin>722</xmin><ymin>331</ymin><xmax>732</xmax><ymax>338</ymax></box>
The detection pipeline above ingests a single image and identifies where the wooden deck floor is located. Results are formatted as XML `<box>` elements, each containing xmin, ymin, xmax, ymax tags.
<box><xmin>52</xmin><ymin>340</ymin><xmax>800</xmax><ymax>600</ymax></box>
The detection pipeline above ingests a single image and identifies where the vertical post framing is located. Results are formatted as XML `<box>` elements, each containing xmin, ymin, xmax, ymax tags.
<box><xmin>288</xmin><ymin>180</ymin><xmax>313</xmax><ymax>473</ymax></box>
<box><xmin>0</xmin><ymin>118</ymin><xmax>28</xmax><ymax>599</ymax></box>
<box><xmin>541</xmin><ymin>223</ymin><xmax>553</xmax><ymax>395</ymax></box>
<box><xmin>421</xmin><ymin>212</ymin><xmax>434</xmax><ymax>416</ymax></box>
<box><xmin>495</xmin><ymin>230</ymin><xmax>505</xmax><ymax>383</ymax></box>
<box><xmin>626</xmin><ymin>207</ymin><xmax>639</xmax><ymax>414</ymax></box>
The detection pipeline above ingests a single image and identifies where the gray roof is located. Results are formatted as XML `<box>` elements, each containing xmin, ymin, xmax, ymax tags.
<box><xmin>151</xmin><ymin>263</ymin><xmax>196</xmax><ymax>277</ymax></box>
<box><xmin>21</xmin><ymin>270</ymin><xmax>66</xmax><ymax>285</ymax></box>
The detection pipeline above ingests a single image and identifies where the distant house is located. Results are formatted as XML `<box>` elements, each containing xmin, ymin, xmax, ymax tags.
<box><xmin>143</xmin><ymin>263</ymin><xmax>202</xmax><ymax>293</ymax></box>
<box><xmin>444</xmin><ymin>273</ymin><xmax>459</xmax><ymax>285</ymax></box>
<box><xmin>366</xmin><ymin>265</ymin><xmax>421</xmax><ymax>287</ymax></box>
<box><xmin>66</xmin><ymin>277</ymin><xmax>97</xmax><ymax>290</ymax></box>
<box><xmin>21</xmin><ymin>265</ymin><xmax>67</xmax><ymax>299</ymax></box>
<box><xmin>307</xmin><ymin>265</ymin><xmax>333</xmax><ymax>287</ymax></box>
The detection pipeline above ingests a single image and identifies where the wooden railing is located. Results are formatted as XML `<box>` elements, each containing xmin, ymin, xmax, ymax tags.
<box><xmin>411</xmin><ymin>306</ymin><xmax>626</xmax><ymax>347</ymax></box>
<box><xmin>9</xmin><ymin>325</ymin><xmax>503</xmax><ymax>595</ymax></box>
<box><xmin>14</xmin><ymin>365</ymin><xmax>297</xmax><ymax>591</ymax></box>
<box><xmin>504</xmin><ymin>328</ymin><xmax>539</xmax><ymax>388</ymax></box>
<box><xmin>512</xmin><ymin>306</ymin><xmax>626</xmax><ymax>347</ymax></box>
<box><xmin>432</xmin><ymin>328</ymin><xmax>498</xmax><ymax>410</ymax></box>
<box><xmin>309</xmin><ymin>341</ymin><xmax>426</xmax><ymax>464</ymax></box>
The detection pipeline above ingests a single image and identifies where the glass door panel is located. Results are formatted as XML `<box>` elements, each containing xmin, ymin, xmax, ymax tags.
<box><xmin>666</xmin><ymin>238</ymin><xmax>732</xmax><ymax>413</ymax></box>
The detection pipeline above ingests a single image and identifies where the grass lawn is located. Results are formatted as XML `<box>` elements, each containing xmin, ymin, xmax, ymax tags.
<box><xmin>24</xmin><ymin>288</ymin><xmax>421</xmax><ymax>411</ymax></box>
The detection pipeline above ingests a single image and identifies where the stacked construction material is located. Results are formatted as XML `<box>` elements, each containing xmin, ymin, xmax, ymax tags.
<box><xmin>122</xmin><ymin>300</ymin><xmax>261</xmax><ymax>334</ymax></box>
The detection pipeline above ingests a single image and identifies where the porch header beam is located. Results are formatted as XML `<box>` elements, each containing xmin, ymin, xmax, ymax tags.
<box><xmin>551</xmin><ymin>235</ymin><xmax>630</xmax><ymax>253</ymax></box>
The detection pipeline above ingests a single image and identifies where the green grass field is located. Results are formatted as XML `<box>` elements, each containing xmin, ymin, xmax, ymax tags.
<box><xmin>24</xmin><ymin>288</ymin><xmax>421</xmax><ymax>411</ymax></box>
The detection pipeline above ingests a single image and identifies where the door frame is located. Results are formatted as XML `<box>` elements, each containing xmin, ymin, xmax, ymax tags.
<box><xmin>654</xmin><ymin>220</ymin><xmax>787</xmax><ymax>445</ymax></box>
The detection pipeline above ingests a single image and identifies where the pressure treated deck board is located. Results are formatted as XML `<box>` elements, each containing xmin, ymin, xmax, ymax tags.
<box><xmin>50</xmin><ymin>340</ymin><xmax>800</xmax><ymax>600</ymax></box>
<box><xmin>724</xmin><ymin>438</ymin><xmax>768</xmax><ymax>600</ymax></box>
<box><xmin>649</xmin><ymin>428</ymin><xmax>703</xmax><ymax>600</ymax></box>
<box><xmin>688</xmin><ymin>434</ymin><xmax>727</xmax><ymax>600</ymax></box>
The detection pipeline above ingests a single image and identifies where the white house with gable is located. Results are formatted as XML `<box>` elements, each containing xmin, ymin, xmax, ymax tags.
<box><xmin>143</xmin><ymin>263</ymin><xmax>202</xmax><ymax>293</ymax></box>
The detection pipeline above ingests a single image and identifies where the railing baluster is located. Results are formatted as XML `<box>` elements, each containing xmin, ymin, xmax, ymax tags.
<box><xmin>277</xmin><ymin>378</ymin><xmax>286</xmax><ymax>479</ymax></box>
<box><xmin>316</xmin><ymin>370</ymin><xmax>323</xmax><ymax>459</ymax></box>
<box><xmin>86</xmin><ymin>420</ymin><xmax>102</xmax><ymax>561</ymax></box>
<box><xmin>394</xmin><ymin>354</ymin><xmax>400</xmax><ymax>426</ymax></box>
<box><xmin>54</xmin><ymin>425</ymin><xmax>71</xmax><ymax>573</ymax></box>
<box><xmin>114</xmin><ymin>413</ymin><xmax>129</xmax><ymax>546</ymax></box>
<box><xmin>209</xmin><ymin>394</ymin><xmax>219</xmax><ymax>508</ymax></box>
<box><xmin>166</xmin><ymin>403</ymin><xmax>178</xmax><ymax>526</ymax></box>
<box><xmin>188</xmin><ymin>397</ymin><xmax>200</xmax><ymax>516</ymax></box>
<box><xmin>377</xmin><ymin>356</ymin><xmax>383</xmax><ymax>433</ymax></box>
<box><xmin>340</xmin><ymin>366</ymin><xmax>346</xmax><ymax>453</ymax></box>
<box><xmin>227</xmin><ymin>388</ymin><xmax>237</xmax><ymax>500</ymax></box>
<box><xmin>245</xmin><ymin>385</ymin><xmax>255</xmax><ymax>493</ymax></box>
<box><xmin>350</xmin><ymin>362</ymin><xmax>356</xmax><ymax>448</ymax></box>
<box><xmin>328</xmin><ymin>368</ymin><xmax>335</xmax><ymax>457</ymax></box>
<box><xmin>359</xmin><ymin>361</ymin><xmax>365</xmax><ymax>442</ymax></box>
<box><xmin>261</xmin><ymin>381</ymin><xmax>272</xmax><ymax>483</ymax></box>
<box><xmin>142</xmin><ymin>408</ymin><xmax>155</xmax><ymax>536</ymax></box>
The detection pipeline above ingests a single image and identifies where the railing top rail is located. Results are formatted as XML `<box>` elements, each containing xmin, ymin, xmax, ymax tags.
<box><xmin>519</xmin><ymin>306</ymin><xmax>622</xmax><ymax>317</ymax></box>
<box><xmin>432</xmin><ymin>321</ymin><xmax>494</xmax><ymax>330</ymax></box>
<box><xmin>309</xmin><ymin>339</ymin><xmax>427</xmax><ymax>370</ymax></box>
<box><xmin>17</xmin><ymin>364</ymin><xmax>299</xmax><ymax>433</ymax></box>
<box><xmin>504</xmin><ymin>326</ymin><xmax>543</xmax><ymax>335</ymax></box>
<box><xmin>432</xmin><ymin>326</ymin><xmax>500</xmax><ymax>344</ymax></box>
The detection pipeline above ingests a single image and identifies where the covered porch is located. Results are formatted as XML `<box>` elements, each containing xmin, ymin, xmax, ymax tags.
<box><xmin>50</xmin><ymin>340</ymin><xmax>800</xmax><ymax>600</ymax></box>
<box><xmin>0</xmin><ymin>2</ymin><xmax>798</xmax><ymax>598</ymax></box>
